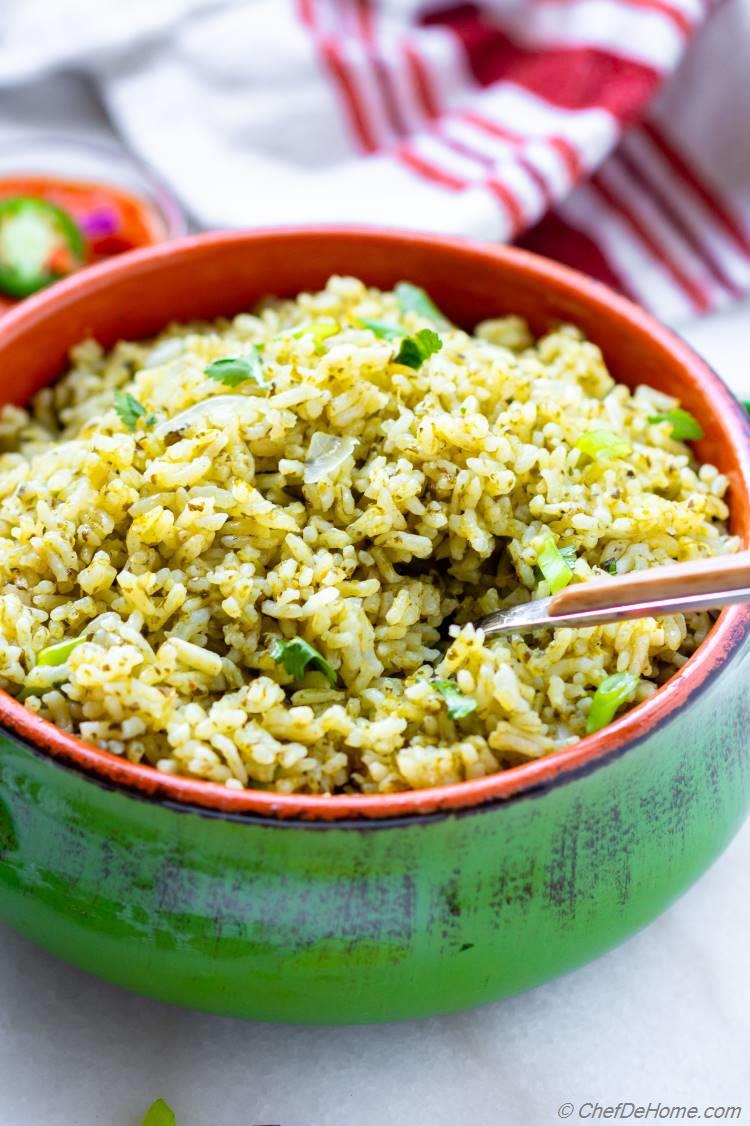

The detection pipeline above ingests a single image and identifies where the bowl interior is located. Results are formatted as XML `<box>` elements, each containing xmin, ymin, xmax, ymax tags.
<box><xmin>0</xmin><ymin>227</ymin><xmax>748</xmax><ymax>820</ymax></box>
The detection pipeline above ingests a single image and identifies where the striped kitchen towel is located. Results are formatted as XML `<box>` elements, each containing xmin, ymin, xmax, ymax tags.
<box><xmin>2</xmin><ymin>0</ymin><xmax>748</xmax><ymax>321</ymax></box>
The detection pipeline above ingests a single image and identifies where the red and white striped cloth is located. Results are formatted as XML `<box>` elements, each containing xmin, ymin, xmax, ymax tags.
<box><xmin>288</xmin><ymin>0</ymin><xmax>750</xmax><ymax>321</ymax></box>
<box><xmin>2</xmin><ymin>0</ymin><xmax>749</xmax><ymax>323</ymax></box>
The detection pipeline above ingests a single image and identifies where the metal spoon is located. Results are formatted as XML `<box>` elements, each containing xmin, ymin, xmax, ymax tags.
<box><xmin>476</xmin><ymin>552</ymin><xmax>750</xmax><ymax>638</ymax></box>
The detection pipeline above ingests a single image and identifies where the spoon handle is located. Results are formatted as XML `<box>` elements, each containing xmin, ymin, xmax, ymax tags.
<box><xmin>550</xmin><ymin>551</ymin><xmax>750</xmax><ymax>618</ymax></box>
<box><xmin>477</xmin><ymin>553</ymin><xmax>750</xmax><ymax>637</ymax></box>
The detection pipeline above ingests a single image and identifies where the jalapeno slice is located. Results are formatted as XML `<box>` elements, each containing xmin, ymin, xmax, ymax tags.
<box><xmin>0</xmin><ymin>197</ymin><xmax>85</xmax><ymax>298</ymax></box>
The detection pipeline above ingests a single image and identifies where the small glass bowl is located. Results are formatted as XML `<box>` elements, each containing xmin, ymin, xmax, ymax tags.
<box><xmin>0</xmin><ymin>132</ymin><xmax>188</xmax><ymax>243</ymax></box>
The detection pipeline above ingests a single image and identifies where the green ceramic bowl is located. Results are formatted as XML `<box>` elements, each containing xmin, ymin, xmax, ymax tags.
<box><xmin>0</xmin><ymin>229</ymin><xmax>748</xmax><ymax>1023</ymax></box>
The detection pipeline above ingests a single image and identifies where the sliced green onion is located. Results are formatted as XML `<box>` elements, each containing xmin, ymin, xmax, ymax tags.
<box><xmin>648</xmin><ymin>408</ymin><xmax>704</xmax><ymax>441</ymax></box>
<box><xmin>393</xmin><ymin>328</ymin><xmax>442</xmax><ymax>370</ymax></box>
<box><xmin>142</xmin><ymin>1099</ymin><xmax>176</xmax><ymax>1126</ymax></box>
<box><xmin>21</xmin><ymin>635</ymin><xmax>87</xmax><ymax>698</ymax></box>
<box><xmin>357</xmin><ymin>317</ymin><xmax>403</xmax><ymax>340</ymax></box>
<box><xmin>205</xmin><ymin>349</ymin><xmax>266</xmax><ymax>387</ymax></box>
<box><xmin>575</xmin><ymin>430</ymin><xmax>632</xmax><ymax>462</ymax></box>
<box><xmin>36</xmin><ymin>636</ymin><xmax>86</xmax><ymax>668</ymax></box>
<box><xmin>270</xmin><ymin>636</ymin><xmax>337</xmax><ymax>685</ymax></box>
<box><xmin>421</xmin><ymin>677</ymin><xmax>477</xmax><ymax>720</ymax></box>
<box><xmin>601</xmin><ymin>558</ymin><xmax>619</xmax><ymax>575</ymax></box>
<box><xmin>395</xmin><ymin>282</ymin><xmax>445</xmax><ymax>323</ymax></box>
<box><xmin>536</xmin><ymin>538</ymin><xmax>574</xmax><ymax>594</ymax></box>
<box><xmin>586</xmin><ymin>672</ymin><xmax>639</xmax><ymax>734</ymax></box>
<box><xmin>289</xmin><ymin>320</ymin><xmax>340</xmax><ymax>353</ymax></box>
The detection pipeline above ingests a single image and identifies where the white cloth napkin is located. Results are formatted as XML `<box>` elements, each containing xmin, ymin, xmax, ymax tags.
<box><xmin>1</xmin><ymin>0</ymin><xmax>749</xmax><ymax>321</ymax></box>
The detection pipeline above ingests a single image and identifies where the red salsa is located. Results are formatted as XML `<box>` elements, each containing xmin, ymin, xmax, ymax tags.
<box><xmin>0</xmin><ymin>175</ymin><xmax>165</xmax><ymax>312</ymax></box>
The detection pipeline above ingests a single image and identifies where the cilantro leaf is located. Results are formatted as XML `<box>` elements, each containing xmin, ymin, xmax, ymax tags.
<box><xmin>205</xmin><ymin>349</ymin><xmax>266</xmax><ymax>388</ymax></box>
<box><xmin>114</xmin><ymin>390</ymin><xmax>147</xmax><ymax>431</ymax></box>
<box><xmin>395</xmin><ymin>282</ymin><xmax>445</xmax><ymax>323</ymax></box>
<box><xmin>393</xmin><ymin>328</ymin><xmax>442</xmax><ymax>370</ymax></box>
<box><xmin>142</xmin><ymin>1099</ymin><xmax>176</xmax><ymax>1126</ymax></box>
<box><xmin>421</xmin><ymin>677</ymin><xmax>477</xmax><ymax>720</ymax></box>
<box><xmin>270</xmin><ymin>636</ymin><xmax>337</xmax><ymax>685</ymax></box>
<box><xmin>357</xmin><ymin>317</ymin><xmax>404</xmax><ymax>340</ymax></box>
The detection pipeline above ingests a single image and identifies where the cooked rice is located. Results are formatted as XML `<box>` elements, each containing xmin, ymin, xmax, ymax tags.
<box><xmin>0</xmin><ymin>276</ymin><xmax>737</xmax><ymax>794</ymax></box>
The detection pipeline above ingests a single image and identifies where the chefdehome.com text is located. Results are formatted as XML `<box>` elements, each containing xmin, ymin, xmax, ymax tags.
<box><xmin>557</xmin><ymin>1103</ymin><xmax>742</xmax><ymax>1120</ymax></box>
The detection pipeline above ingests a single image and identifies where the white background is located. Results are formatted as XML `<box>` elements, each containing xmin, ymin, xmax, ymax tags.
<box><xmin>0</xmin><ymin>76</ymin><xmax>748</xmax><ymax>1126</ymax></box>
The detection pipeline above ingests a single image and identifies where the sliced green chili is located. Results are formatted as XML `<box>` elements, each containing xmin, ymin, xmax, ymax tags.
<box><xmin>586</xmin><ymin>672</ymin><xmax>639</xmax><ymax>734</ymax></box>
<box><xmin>575</xmin><ymin>430</ymin><xmax>632</xmax><ymax>462</ymax></box>
<box><xmin>36</xmin><ymin>636</ymin><xmax>86</xmax><ymax>667</ymax></box>
<box><xmin>648</xmin><ymin>408</ymin><xmax>704</xmax><ymax>441</ymax></box>
<box><xmin>142</xmin><ymin>1099</ymin><xmax>176</xmax><ymax>1126</ymax></box>
<box><xmin>289</xmin><ymin>320</ymin><xmax>340</xmax><ymax>353</ymax></box>
<box><xmin>0</xmin><ymin>197</ymin><xmax>84</xmax><ymax>298</ymax></box>
<box><xmin>536</xmin><ymin>538</ymin><xmax>574</xmax><ymax>594</ymax></box>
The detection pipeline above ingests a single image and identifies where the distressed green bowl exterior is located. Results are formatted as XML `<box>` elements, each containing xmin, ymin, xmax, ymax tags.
<box><xmin>0</xmin><ymin>229</ymin><xmax>748</xmax><ymax>1023</ymax></box>
<box><xmin>2</xmin><ymin>648</ymin><xmax>749</xmax><ymax>1023</ymax></box>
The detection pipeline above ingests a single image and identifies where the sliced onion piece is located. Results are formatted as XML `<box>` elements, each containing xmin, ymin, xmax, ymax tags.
<box><xmin>303</xmin><ymin>433</ymin><xmax>359</xmax><ymax>484</ymax></box>
<box><xmin>152</xmin><ymin>395</ymin><xmax>254</xmax><ymax>439</ymax></box>
<box><xmin>144</xmin><ymin>338</ymin><xmax>184</xmax><ymax>368</ymax></box>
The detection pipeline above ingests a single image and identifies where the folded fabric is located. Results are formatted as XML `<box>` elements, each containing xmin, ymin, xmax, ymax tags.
<box><xmin>1</xmin><ymin>0</ymin><xmax>748</xmax><ymax>322</ymax></box>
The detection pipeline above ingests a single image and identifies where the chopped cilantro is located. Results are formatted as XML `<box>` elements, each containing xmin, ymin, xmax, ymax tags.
<box><xmin>357</xmin><ymin>317</ymin><xmax>403</xmax><ymax>340</ymax></box>
<box><xmin>395</xmin><ymin>282</ymin><xmax>445</xmax><ymax>323</ymax></box>
<box><xmin>421</xmin><ymin>677</ymin><xmax>477</xmax><ymax>720</ymax></box>
<box><xmin>393</xmin><ymin>328</ymin><xmax>442</xmax><ymax>370</ymax></box>
<box><xmin>270</xmin><ymin>636</ymin><xmax>337</xmax><ymax>685</ymax></box>
<box><xmin>114</xmin><ymin>390</ymin><xmax>148</xmax><ymax>431</ymax></box>
<box><xmin>205</xmin><ymin>349</ymin><xmax>266</xmax><ymax>387</ymax></box>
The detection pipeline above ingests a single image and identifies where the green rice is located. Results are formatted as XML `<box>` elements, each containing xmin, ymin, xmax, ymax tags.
<box><xmin>0</xmin><ymin>276</ymin><xmax>737</xmax><ymax>794</ymax></box>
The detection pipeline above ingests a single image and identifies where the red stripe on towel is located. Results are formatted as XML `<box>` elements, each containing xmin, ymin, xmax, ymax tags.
<box><xmin>419</xmin><ymin>3</ymin><xmax>661</xmax><ymax>119</ymax></box>
<box><xmin>590</xmin><ymin>170</ymin><xmax>711</xmax><ymax>310</ymax></box>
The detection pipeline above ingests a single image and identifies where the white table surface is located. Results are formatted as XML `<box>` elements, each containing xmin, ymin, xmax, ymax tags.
<box><xmin>0</xmin><ymin>74</ymin><xmax>749</xmax><ymax>1126</ymax></box>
